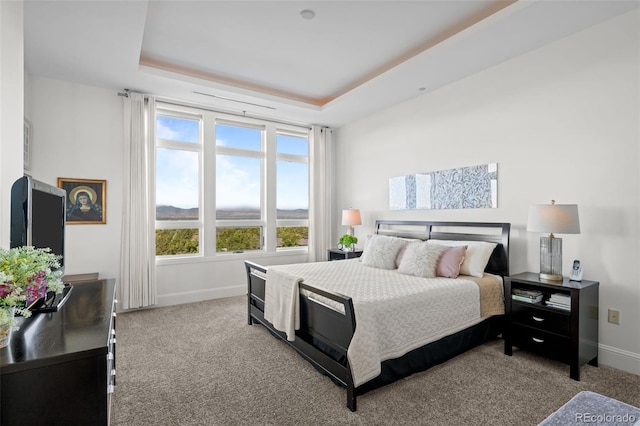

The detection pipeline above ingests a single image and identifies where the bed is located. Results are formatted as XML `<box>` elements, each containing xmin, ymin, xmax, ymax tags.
<box><xmin>245</xmin><ymin>220</ymin><xmax>510</xmax><ymax>411</ymax></box>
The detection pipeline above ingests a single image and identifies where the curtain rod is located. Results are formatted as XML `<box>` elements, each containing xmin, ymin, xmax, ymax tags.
<box><xmin>157</xmin><ymin>96</ymin><xmax>316</xmax><ymax>130</ymax></box>
<box><xmin>117</xmin><ymin>89</ymin><xmax>320</xmax><ymax>130</ymax></box>
<box><xmin>118</xmin><ymin>89</ymin><xmax>147</xmax><ymax>98</ymax></box>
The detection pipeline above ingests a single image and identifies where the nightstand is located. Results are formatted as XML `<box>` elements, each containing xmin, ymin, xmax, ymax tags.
<box><xmin>327</xmin><ymin>248</ymin><xmax>363</xmax><ymax>261</ymax></box>
<box><xmin>504</xmin><ymin>272</ymin><xmax>599</xmax><ymax>381</ymax></box>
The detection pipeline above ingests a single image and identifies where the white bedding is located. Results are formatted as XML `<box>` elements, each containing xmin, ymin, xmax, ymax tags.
<box><xmin>263</xmin><ymin>259</ymin><xmax>490</xmax><ymax>387</ymax></box>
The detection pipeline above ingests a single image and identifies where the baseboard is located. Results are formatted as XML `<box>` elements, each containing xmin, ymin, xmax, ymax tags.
<box><xmin>156</xmin><ymin>284</ymin><xmax>245</xmax><ymax>308</ymax></box>
<box><xmin>598</xmin><ymin>343</ymin><xmax>640</xmax><ymax>375</ymax></box>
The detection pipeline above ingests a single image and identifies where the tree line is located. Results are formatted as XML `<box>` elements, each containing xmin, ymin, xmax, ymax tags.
<box><xmin>156</xmin><ymin>227</ymin><xmax>308</xmax><ymax>256</ymax></box>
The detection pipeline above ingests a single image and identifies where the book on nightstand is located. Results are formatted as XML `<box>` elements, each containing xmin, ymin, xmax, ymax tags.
<box><xmin>545</xmin><ymin>293</ymin><xmax>571</xmax><ymax>310</ymax></box>
<box><xmin>512</xmin><ymin>294</ymin><xmax>543</xmax><ymax>303</ymax></box>
<box><xmin>512</xmin><ymin>288</ymin><xmax>543</xmax><ymax>303</ymax></box>
<box><xmin>545</xmin><ymin>301</ymin><xmax>571</xmax><ymax>311</ymax></box>
<box><xmin>549</xmin><ymin>293</ymin><xmax>571</xmax><ymax>304</ymax></box>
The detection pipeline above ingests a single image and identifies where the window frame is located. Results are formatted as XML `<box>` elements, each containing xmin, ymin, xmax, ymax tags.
<box><xmin>214</xmin><ymin>118</ymin><xmax>266</xmax><ymax>254</ymax></box>
<box><xmin>275</xmin><ymin>129</ymin><xmax>310</xmax><ymax>251</ymax></box>
<box><xmin>154</xmin><ymin>102</ymin><xmax>310</xmax><ymax>261</ymax></box>
<box><xmin>155</xmin><ymin>105</ymin><xmax>204</xmax><ymax>258</ymax></box>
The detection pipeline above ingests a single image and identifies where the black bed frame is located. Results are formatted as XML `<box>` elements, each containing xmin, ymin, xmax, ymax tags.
<box><xmin>245</xmin><ymin>220</ymin><xmax>510</xmax><ymax>411</ymax></box>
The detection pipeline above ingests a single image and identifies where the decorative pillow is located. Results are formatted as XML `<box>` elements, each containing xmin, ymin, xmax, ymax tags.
<box><xmin>397</xmin><ymin>242</ymin><xmax>446</xmax><ymax>278</ymax></box>
<box><xmin>394</xmin><ymin>237</ymin><xmax>423</xmax><ymax>268</ymax></box>
<box><xmin>436</xmin><ymin>246</ymin><xmax>467</xmax><ymax>278</ymax></box>
<box><xmin>360</xmin><ymin>235</ymin><xmax>406</xmax><ymax>270</ymax></box>
<box><xmin>427</xmin><ymin>240</ymin><xmax>497</xmax><ymax>277</ymax></box>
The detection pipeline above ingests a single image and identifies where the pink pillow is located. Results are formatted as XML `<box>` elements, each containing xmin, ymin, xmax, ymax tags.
<box><xmin>436</xmin><ymin>246</ymin><xmax>467</xmax><ymax>278</ymax></box>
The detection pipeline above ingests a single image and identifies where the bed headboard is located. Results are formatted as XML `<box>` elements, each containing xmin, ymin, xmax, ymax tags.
<box><xmin>374</xmin><ymin>220</ymin><xmax>511</xmax><ymax>277</ymax></box>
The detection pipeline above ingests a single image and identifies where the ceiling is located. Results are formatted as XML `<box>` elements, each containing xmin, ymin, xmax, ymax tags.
<box><xmin>23</xmin><ymin>1</ymin><xmax>639</xmax><ymax>128</ymax></box>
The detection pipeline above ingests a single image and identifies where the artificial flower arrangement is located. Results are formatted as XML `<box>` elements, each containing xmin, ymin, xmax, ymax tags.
<box><xmin>338</xmin><ymin>234</ymin><xmax>358</xmax><ymax>251</ymax></box>
<box><xmin>0</xmin><ymin>246</ymin><xmax>64</xmax><ymax>331</ymax></box>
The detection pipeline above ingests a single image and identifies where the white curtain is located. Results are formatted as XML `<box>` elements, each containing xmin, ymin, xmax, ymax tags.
<box><xmin>120</xmin><ymin>93</ymin><xmax>157</xmax><ymax>309</ymax></box>
<box><xmin>308</xmin><ymin>126</ymin><xmax>334</xmax><ymax>262</ymax></box>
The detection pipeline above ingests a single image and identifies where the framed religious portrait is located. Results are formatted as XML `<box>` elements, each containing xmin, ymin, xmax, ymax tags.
<box><xmin>57</xmin><ymin>178</ymin><xmax>106</xmax><ymax>224</ymax></box>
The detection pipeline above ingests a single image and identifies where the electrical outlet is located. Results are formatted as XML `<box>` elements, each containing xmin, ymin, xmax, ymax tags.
<box><xmin>608</xmin><ymin>309</ymin><xmax>620</xmax><ymax>325</ymax></box>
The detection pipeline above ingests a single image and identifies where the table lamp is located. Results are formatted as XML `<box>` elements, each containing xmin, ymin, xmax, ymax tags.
<box><xmin>341</xmin><ymin>208</ymin><xmax>361</xmax><ymax>236</ymax></box>
<box><xmin>527</xmin><ymin>200</ymin><xmax>580</xmax><ymax>281</ymax></box>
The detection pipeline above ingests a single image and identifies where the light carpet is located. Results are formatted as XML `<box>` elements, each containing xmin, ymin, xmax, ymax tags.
<box><xmin>111</xmin><ymin>296</ymin><xmax>640</xmax><ymax>426</ymax></box>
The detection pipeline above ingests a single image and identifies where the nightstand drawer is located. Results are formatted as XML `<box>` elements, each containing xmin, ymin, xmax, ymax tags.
<box><xmin>511</xmin><ymin>303</ymin><xmax>570</xmax><ymax>336</ymax></box>
<box><xmin>511</xmin><ymin>325</ymin><xmax>570</xmax><ymax>363</ymax></box>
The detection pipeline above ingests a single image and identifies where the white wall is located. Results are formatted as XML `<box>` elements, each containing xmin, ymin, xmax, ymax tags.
<box><xmin>26</xmin><ymin>77</ymin><xmax>123</xmax><ymax>281</ymax></box>
<box><xmin>0</xmin><ymin>2</ymin><xmax>24</xmax><ymax>248</ymax></box>
<box><xmin>335</xmin><ymin>11</ymin><xmax>640</xmax><ymax>374</ymax></box>
<box><xmin>154</xmin><ymin>250</ymin><xmax>307</xmax><ymax>307</ymax></box>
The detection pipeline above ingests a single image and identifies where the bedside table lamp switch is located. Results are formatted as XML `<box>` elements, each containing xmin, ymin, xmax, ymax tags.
<box><xmin>527</xmin><ymin>200</ymin><xmax>580</xmax><ymax>281</ymax></box>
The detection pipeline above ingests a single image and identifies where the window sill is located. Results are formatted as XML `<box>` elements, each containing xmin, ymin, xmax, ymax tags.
<box><xmin>156</xmin><ymin>248</ymin><xmax>308</xmax><ymax>266</ymax></box>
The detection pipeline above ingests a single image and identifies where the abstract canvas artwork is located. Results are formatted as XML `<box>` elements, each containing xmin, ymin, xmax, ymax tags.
<box><xmin>389</xmin><ymin>163</ymin><xmax>497</xmax><ymax>210</ymax></box>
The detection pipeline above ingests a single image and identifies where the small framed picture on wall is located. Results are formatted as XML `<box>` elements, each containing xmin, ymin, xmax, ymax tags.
<box><xmin>57</xmin><ymin>178</ymin><xmax>106</xmax><ymax>224</ymax></box>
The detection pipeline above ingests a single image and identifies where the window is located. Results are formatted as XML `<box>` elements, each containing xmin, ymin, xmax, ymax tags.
<box><xmin>155</xmin><ymin>111</ymin><xmax>202</xmax><ymax>256</ymax></box>
<box><xmin>276</xmin><ymin>132</ymin><xmax>309</xmax><ymax>249</ymax></box>
<box><xmin>215</xmin><ymin>122</ymin><xmax>264</xmax><ymax>252</ymax></box>
<box><xmin>154</xmin><ymin>103</ymin><xmax>309</xmax><ymax>257</ymax></box>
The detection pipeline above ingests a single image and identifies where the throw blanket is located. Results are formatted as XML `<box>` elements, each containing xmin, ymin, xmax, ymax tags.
<box><xmin>263</xmin><ymin>259</ymin><xmax>498</xmax><ymax>386</ymax></box>
<box><xmin>264</xmin><ymin>269</ymin><xmax>302</xmax><ymax>341</ymax></box>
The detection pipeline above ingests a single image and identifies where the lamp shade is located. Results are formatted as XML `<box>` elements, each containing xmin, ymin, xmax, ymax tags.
<box><xmin>341</xmin><ymin>209</ymin><xmax>362</xmax><ymax>226</ymax></box>
<box><xmin>527</xmin><ymin>203</ymin><xmax>580</xmax><ymax>235</ymax></box>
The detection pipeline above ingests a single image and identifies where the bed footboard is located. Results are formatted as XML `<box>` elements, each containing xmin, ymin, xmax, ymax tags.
<box><xmin>244</xmin><ymin>260</ymin><xmax>359</xmax><ymax>411</ymax></box>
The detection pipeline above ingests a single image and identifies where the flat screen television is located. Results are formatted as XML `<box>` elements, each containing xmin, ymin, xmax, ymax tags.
<box><xmin>10</xmin><ymin>176</ymin><xmax>66</xmax><ymax>274</ymax></box>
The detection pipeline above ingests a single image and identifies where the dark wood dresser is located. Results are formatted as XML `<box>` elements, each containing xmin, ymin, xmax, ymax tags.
<box><xmin>1</xmin><ymin>279</ymin><xmax>117</xmax><ymax>425</ymax></box>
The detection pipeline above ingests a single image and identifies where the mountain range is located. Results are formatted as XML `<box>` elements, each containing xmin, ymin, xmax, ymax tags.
<box><xmin>156</xmin><ymin>205</ymin><xmax>308</xmax><ymax>220</ymax></box>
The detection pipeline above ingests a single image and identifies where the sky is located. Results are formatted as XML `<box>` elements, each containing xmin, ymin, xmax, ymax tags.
<box><xmin>155</xmin><ymin>116</ymin><xmax>308</xmax><ymax>211</ymax></box>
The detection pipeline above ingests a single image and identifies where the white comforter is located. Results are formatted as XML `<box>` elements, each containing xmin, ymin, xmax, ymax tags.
<box><xmin>263</xmin><ymin>259</ymin><xmax>483</xmax><ymax>387</ymax></box>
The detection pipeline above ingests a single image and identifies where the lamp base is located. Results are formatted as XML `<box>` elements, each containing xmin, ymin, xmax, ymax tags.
<box><xmin>540</xmin><ymin>236</ymin><xmax>563</xmax><ymax>283</ymax></box>
<box><xmin>539</xmin><ymin>273</ymin><xmax>563</xmax><ymax>282</ymax></box>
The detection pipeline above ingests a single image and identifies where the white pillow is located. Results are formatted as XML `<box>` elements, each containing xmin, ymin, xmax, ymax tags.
<box><xmin>426</xmin><ymin>240</ymin><xmax>497</xmax><ymax>277</ymax></box>
<box><xmin>360</xmin><ymin>235</ymin><xmax>406</xmax><ymax>270</ymax></box>
<box><xmin>397</xmin><ymin>242</ymin><xmax>446</xmax><ymax>278</ymax></box>
<box><xmin>394</xmin><ymin>237</ymin><xmax>424</xmax><ymax>268</ymax></box>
